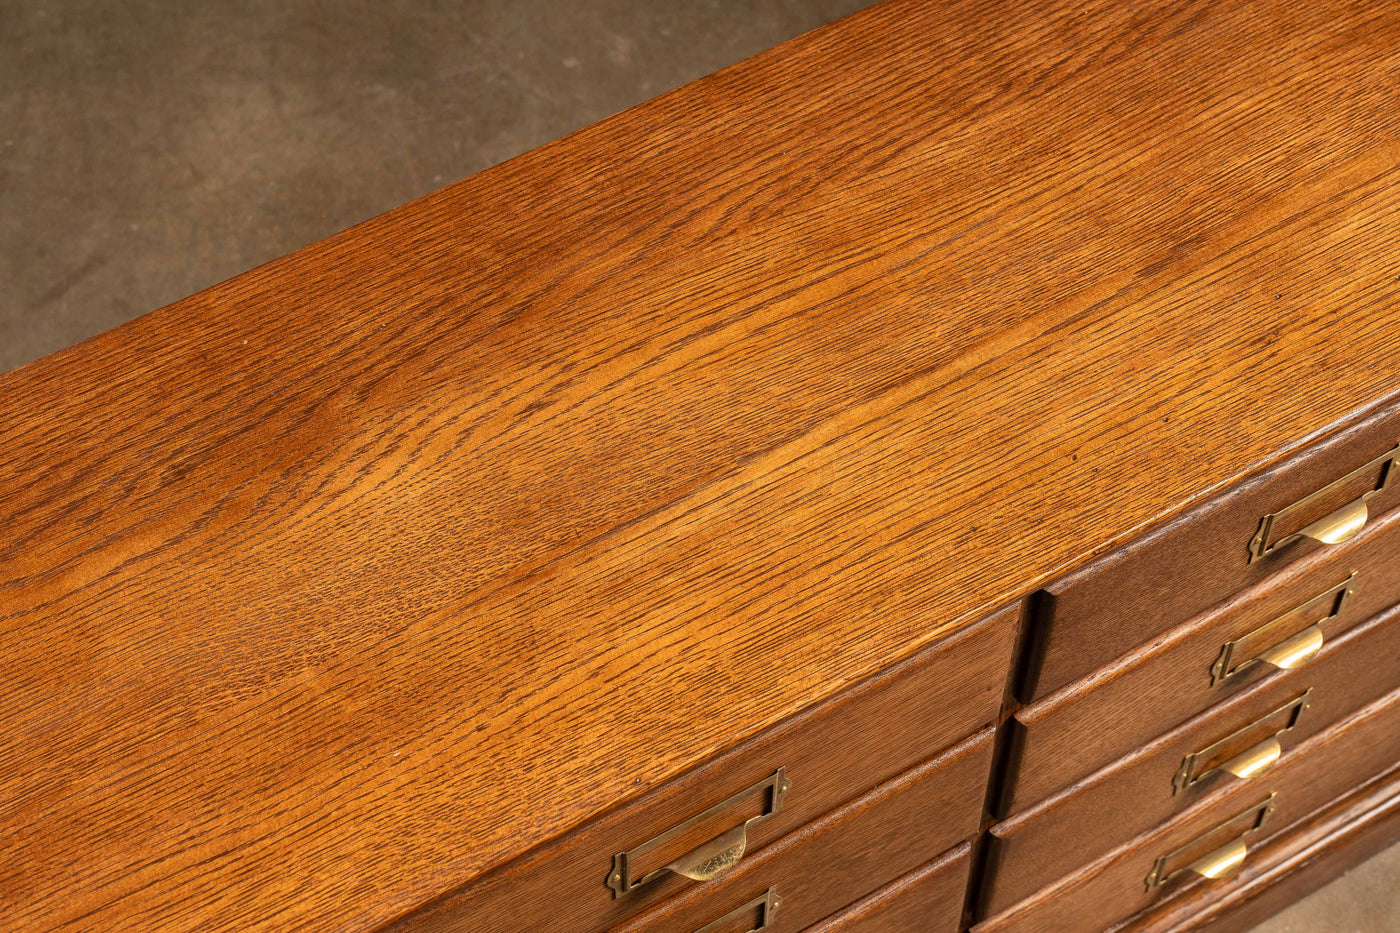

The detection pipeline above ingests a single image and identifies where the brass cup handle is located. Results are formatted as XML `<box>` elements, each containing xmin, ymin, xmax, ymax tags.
<box><xmin>1186</xmin><ymin>837</ymin><xmax>1249</xmax><ymax>882</ymax></box>
<box><xmin>1298</xmin><ymin>497</ymin><xmax>1370</xmax><ymax>546</ymax></box>
<box><xmin>1248</xmin><ymin>442</ymin><xmax>1397</xmax><ymax>562</ymax></box>
<box><xmin>666</xmin><ymin>820</ymin><xmax>755</xmax><ymax>883</ymax></box>
<box><xmin>1255</xmin><ymin>623</ymin><xmax>1325</xmax><ymax>672</ymax></box>
<box><xmin>1214</xmin><ymin>737</ymin><xmax>1282</xmax><ymax>782</ymax></box>
<box><xmin>1147</xmin><ymin>795</ymin><xmax>1273</xmax><ymax>890</ymax></box>
<box><xmin>608</xmin><ymin>769</ymin><xmax>791</xmax><ymax>897</ymax></box>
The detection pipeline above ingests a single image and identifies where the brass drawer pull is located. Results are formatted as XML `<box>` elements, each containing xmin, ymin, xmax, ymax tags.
<box><xmin>1255</xmin><ymin>624</ymin><xmax>1324</xmax><ymax>671</ymax></box>
<box><xmin>1173</xmin><ymin>691</ymin><xmax>1310</xmax><ymax>793</ymax></box>
<box><xmin>1145</xmin><ymin>794</ymin><xmax>1275</xmax><ymax>891</ymax></box>
<box><xmin>693</xmin><ymin>887</ymin><xmax>782</xmax><ymax>933</ymax></box>
<box><xmin>1248</xmin><ymin>442</ymin><xmax>1398</xmax><ymax>562</ymax></box>
<box><xmin>1185</xmin><ymin>837</ymin><xmax>1248</xmax><ymax>882</ymax></box>
<box><xmin>1210</xmin><ymin>574</ymin><xmax>1354</xmax><ymax>686</ymax></box>
<box><xmin>607</xmin><ymin>768</ymin><xmax>791</xmax><ymax>897</ymax></box>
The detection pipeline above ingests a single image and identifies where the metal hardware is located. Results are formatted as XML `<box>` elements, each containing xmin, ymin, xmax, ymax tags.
<box><xmin>1210</xmin><ymin>574</ymin><xmax>1354</xmax><ymax>686</ymax></box>
<box><xmin>692</xmin><ymin>888</ymin><xmax>782</xmax><ymax>933</ymax></box>
<box><xmin>1248</xmin><ymin>442</ymin><xmax>1398</xmax><ymax>562</ymax></box>
<box><xmin>607</xmin><ymin>768</ymin><xmax>791</xmax><ymax>897</ymax></box>
<box><xmin>1173</xmin><ymin>691</ymin><xmax>1310</xmax><ymax>793</ymax></box>
<box><xmin>1256</xmin><ymin>625</ymin><xmax>1324</xmax><ymax>670</ymax></box>
<box><xmin>1145</xmin><ymin>794</ymin><xmax>1275</xmax><ymax>891</ymax></box>
<box><xmin>1215</xmin><ymin>739</ymin><xmax>1282</xmax><ymax>780</ymax></box>
<box><xmin>1185</xmin><ymin>838</ymin><xmax>1248</xmax><ymax>881</ymax></box>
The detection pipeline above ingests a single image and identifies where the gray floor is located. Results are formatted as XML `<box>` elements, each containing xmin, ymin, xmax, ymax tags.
<box><xmin>1257</xmin><ymin>842</ymin><xmax>1400</xmax><ymax>933</ymax></box>
<box><xmin>0</xmin><ymin>0</ymin><xmax>868</xmax><ymax>373</ymax></box>
<box><xmin>0</xmin><ymin>1</ymin><xmax>1394</xmax><ymax>930</ymax></box>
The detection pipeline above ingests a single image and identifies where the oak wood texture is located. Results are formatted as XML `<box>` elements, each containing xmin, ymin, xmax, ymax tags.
<box><xmin>1025</xmin><ymin>398</ymin><xmax>1400</xmax><ymax>702</ymax></box>
<box><xmin>1119</xmin><ymin>765</ymin><xmax>1400</xmax><ymax>933</ymax></box>
<box><xmin>4</xmin><ymin>1</ymin><xmax>1400</xmax><ymax>930</ymax></box>
<box><xmin>983</xmin><ymin>599</ymin><xmax>1400</xmax><ymax>917</ymax></box>
<box><xmin>974</xmin><ymin>686</ymin><xmax>1400</xmax><ymax>933</ymax></box>
<box><xmin>798</xmin><ymin>843</ymin><xmax>970</xmax><ymax>933</ymax></box>
<box><xmin>1005</xmin><ymin>497</ymin><xmax>1400</xmax><ymax>814</ymax></box>
<box><xmin>607</xmin><ymin>731</ymin><xmax>992</xmax><ymax>933</ymax></box>
<box><xmin>380</xmin><ymin>607</ymin><xmax>1012</xmax><ymax>933</ymax></box>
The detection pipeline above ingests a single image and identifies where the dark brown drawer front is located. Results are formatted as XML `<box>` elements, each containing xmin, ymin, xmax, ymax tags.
<box><xmin>1006</xmin><ymin>502</ymin><xmax>1400</xmax><ymax>814</ymax></box>
<box><xmin>983</xmin><ymin>600</ymin><xmax>1400</xmax><ymax>916</ymax></box>
<box><xmin>974</xmin><ymin>685</ymin><xmax>1400</xmax><ymax>933</ymax></box>
<box><xmin>609</xmin><ymin>731</ymin><xmax>992</xmax><ymax>933</ymax></box>
<box><xmin>384</xmin><ymin>607</ymin><xmax>1015</xmax><ymax>933</ymax></box>
<box><xmin>1026</xmin><ymin>399</ymin><xmax>1400</xmax><ymax>702</ymax></box>
<box><xmin>800</xmin><ymin>844</ymin><xmax>970</xmax><ymax>933</ymax></box>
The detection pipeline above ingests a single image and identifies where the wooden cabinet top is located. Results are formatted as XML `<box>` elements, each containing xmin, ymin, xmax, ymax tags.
<box><xmin>3</xmin><ymin>0</ymin><xmax>1399</xmax><ymax>929</ymax></box>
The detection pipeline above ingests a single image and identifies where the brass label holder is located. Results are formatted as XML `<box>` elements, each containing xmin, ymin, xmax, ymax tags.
<box><xmin>1172</xmin><ymin>691</ymin><xmax>1310</xmax><ymax>794</ymax></box>
<box><xmin>607</xmin><ymin>768</ymin><xmax>791</xmax><ymax>897</ymax></box>
<box><xmin>692</xmin><ymin>887</ymin><xmax>782</xmax><ymax>933</ymax></box>
<box><xmin>1145</xmin><ymin>794</ymin><xmax>1275</xmax><ymax>891</ymax></box>
<box><xmin>1248</xmin><ymin>442</ymin><xmax>1398</xmax><ymax>563</ymax></box>
<box><xmin>1209</xmin><ymin>573</ymin><xmax>1355</xmax><ymax>686</ymax></box>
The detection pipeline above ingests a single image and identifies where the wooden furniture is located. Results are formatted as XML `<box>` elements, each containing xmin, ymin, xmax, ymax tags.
<box><xmin>2</xmin><ymin>1</ymin><xmax>1398</xmax><ymax>931</ymax></box>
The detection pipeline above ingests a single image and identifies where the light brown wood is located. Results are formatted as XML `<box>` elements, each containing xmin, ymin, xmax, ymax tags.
<box><xmin>1006</xmin><ymin>499</ymin><xmax>1400</xmax><ymax>814</ymax></box>
<box><xmin>983</xmin><ymin>600</ymin><xmax>1400</xmax><ymax>916</ymax></box>
<box><xmin>4</xmin><ymin>1</ymin><xmax>1400</xmax><ymax>930</ymax></box>
<box><xmin>606</xmin><ymin>731</ymin><xmax>991</xmax><ymax>933</ymax></box>
<box><xmin>1025</xmin><ymin>399</ymin><xmax>1400</xmax><ymax>702</ymax></box>
<box><xmin>380</xmin><ymin>608</ymin><xmax>1012</xmax><ymax>933</ymax></box>
<box><xmin>799</xmin><ymin>844</ymin><xmax>971</xmax><ymax>933</ymax></box>
<box><xmin>1119</xmin><ymin>765</ymin><xmax>1400</xmax><ymax>933</ymax></box>
<box><xmin>975</xmin><ymin>686</ymin><xmax>1400</xmax><ymax>933</ymax></box>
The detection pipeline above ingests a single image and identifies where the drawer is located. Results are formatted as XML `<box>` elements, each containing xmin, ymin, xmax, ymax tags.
<box><xmin>1024</xmin><ymin>398</ymin><xmax>1400</xmax><ymax>702</ymax></box>
<box><xmin>1115</xmin><ymin>768</ymin><xmax>1400</xmax><ymax>933</ymax></box>
<box><xmin>974</xmin><ymin>684</ymin><xmax>1400</xmax><ymax>933</ymax></box>
<box><xmin>800</xmin><ymin>844</ymin><xmax>970</xmax><ymax>933</ymax></box>
<box><xmin>1005</xmin><ymin>501</ymin><xmax>1400</xmax><ymax>814</ymax></box>
<box><xmin>609</xmin><ymin>730</ymin><xmax>992</xmax><ymax>933</ymax></box>
<box><xmin>982</xmin><ymin>600</ymin><xmax>1400</xmax><ymax>916</ymax></box>
<box><xmin>384</xmin><ymin>607</ymin><xmax>1015</xmax><ymax>933</ymax></box>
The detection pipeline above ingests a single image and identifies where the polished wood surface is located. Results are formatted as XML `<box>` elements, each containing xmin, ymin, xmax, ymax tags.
<box><xmin>1006</xmin><ymin>501</ymin><xmax>1400</xmax><ymax>814</ymax></box>
<box><xmin>381</xmin><ymin>608</ymin><xmax>1012</xmax><ymax>932</ymax></box>
<box><xmin>984</xmin><ymin>600</ymin><xmax>1400</xmax><ymax>916</ymax></box>
<box><xmin>4</xmin><ymin>0</ymin><xmax>1400</xmax><ymax>930</ymax></box>
<box><xmin>608</xmin><ymin>732</ymin><xmax>991</xmax><ymax>933</ymax></box>
<box><xmin>800</xmin><ymin>844</ymin><xmax>971</xmax><ymax>933</ymax></box>
<box><xmin>1121</xmin><ymin>765</ymin><xmax>1400</xmax><ymax>933</ymax></box>
<box><xmin>976</xmin><ymin>687</ymin><xmax>1400</xmax><ymax>933</ymax></box>
<box><xmin>1026</xmin><ymin>401</ymin><xmax>1400</xmax><ymax>701</ymax></box>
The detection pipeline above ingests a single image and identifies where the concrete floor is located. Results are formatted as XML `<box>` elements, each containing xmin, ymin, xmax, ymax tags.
<box><xmin>1257</xmin><ymin>841</ymin><xmax>1400</xmax><ymax>933</ymax></box>
<box><xmin>0</xmin><ymin>1</ymin><xmax>1395</xmax><ymax>930</ymax></box>
<box><xmin>0</xmin><ymin>0</ymin><xmax>868</xmax><ymax>373</ymax></box>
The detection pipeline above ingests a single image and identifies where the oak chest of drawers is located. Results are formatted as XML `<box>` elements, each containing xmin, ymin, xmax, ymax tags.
<box><xmin>3</xmin><ymin>1</ymin><xmax>1399</xmax><ymax>931</ymax></box>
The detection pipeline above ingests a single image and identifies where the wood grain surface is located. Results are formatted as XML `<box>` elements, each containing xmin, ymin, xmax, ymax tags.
<box><xmin>605</xmin><ymin>731</ymin><xmax>991</xmax><ymax>933</ymax></box>
<box><xmin>3</xmin><ymin>0</ymin><xmax>1400</xmax><ymax>930</ymax></box>
<box><xmin>1006</xmin><ymin>499</ymin><xmax>1400</xmax><ymax>815</ymax></box>
<box><xmin>984</xmin><ymin>600</ymin><xmax>1400</xmax><ymax>917</ymax></box>
<box><xmin>975</xmin><ymin>686</ymin><xmax>1400</xmax><ymax>933</ymax></box>
<box><xmin>1120</xmin><ymin>765</ymin><xmax>1400</xmax><ymax>933</ymax></box>
<box><xmin>379</xmin><ymin>607</ymin><xmax>1012</xmax><ymax>933</ymax></box>
<box><xmin>798</xmin><ymin>843</ymin><xmax>971</xmax><ymax>933</ymax></box>
<box><xmin>1025</xmin><ymin>396</ymin><xmax>1400</xmax><ymax>702</ymax></box>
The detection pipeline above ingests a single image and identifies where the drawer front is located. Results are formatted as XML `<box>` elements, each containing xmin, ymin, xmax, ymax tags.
<box><xmin>1007</xmin><ymin>502</ymin><xmax>1400</xmax><ymax>813</ymax></box>
<box><xmin>974</xmin><ymin>685</ymin><xmax>1400</xmax><ymax>933</ymax></box>
<box><xmin>984</xmin><ymin>600</ymin><xmax>1400</xmax><ymax>916</ymax></box>
<box><xmin>609</xmin><ymin>730</ymin><xmax>992</xmax><ymax>933</ymax></box>
<box><xmin>1116</xmin><ymin>768</ymin><xmax>1400</xmax><ymax>933</ymax></box>
<box><xmin>800</xmin><ymin>844</ymin><xmax>970</xmax><ymax>933</ymax></box>
<box><xmin>1026</xmin><ymin>399</ymin><xmax>1400</xmax><ymax>702</ymax></box>
<box><xmin>385</xmin><ymin>607</ymin><xmax>1015</xmax><ymax>933</ymax></box>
